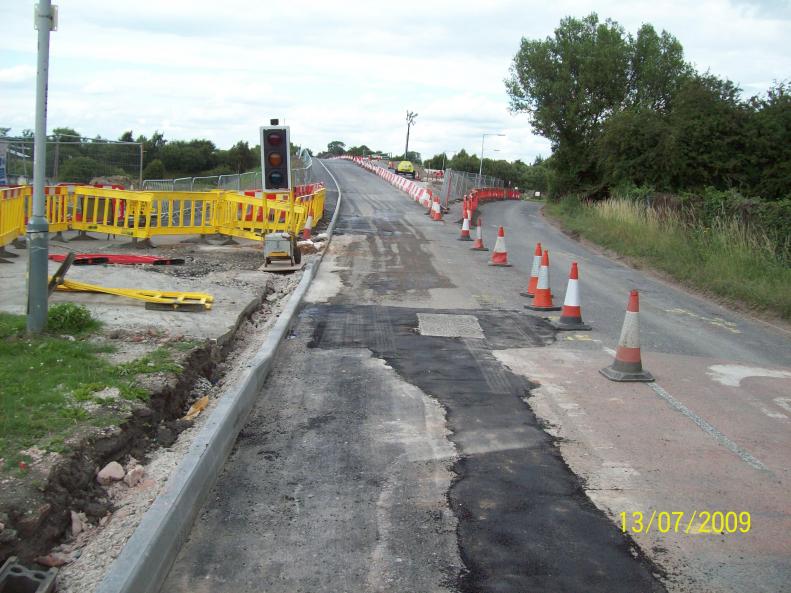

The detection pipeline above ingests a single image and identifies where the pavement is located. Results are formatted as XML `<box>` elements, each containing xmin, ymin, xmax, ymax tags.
<box><xmin>0</xmin><ymin>233</ymin><xmax>273</xmax><ymax>340</ymax></box>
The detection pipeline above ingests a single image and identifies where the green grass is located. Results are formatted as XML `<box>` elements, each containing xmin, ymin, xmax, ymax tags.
<box><xmin>545</xmin><ymin>196</ymin><xmax>791</xmax><ymax>320</ymax></box>
<box><xmin>0</xmin><ymin>311</ymin><xmax>187</xmax><ymax>469</ymax></box>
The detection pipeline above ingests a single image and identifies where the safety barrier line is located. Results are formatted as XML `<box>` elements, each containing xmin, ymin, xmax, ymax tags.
<box><xmin>0</xmin><ymin>184</ymin><xmax>326</xmax><ymax>245</ymax></box>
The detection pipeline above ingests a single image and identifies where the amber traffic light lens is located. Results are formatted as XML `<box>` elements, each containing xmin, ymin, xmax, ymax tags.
<box><xmin>268</xmin><ymin>153</ymin><xmax>283</xmax><ymax>166</ymax></box>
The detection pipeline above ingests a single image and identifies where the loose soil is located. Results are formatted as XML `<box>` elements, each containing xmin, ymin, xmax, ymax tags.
<box><xmin>0</xmin><ymin>242</ymin><xmax>310</xmax><ymax>590</ymax></box>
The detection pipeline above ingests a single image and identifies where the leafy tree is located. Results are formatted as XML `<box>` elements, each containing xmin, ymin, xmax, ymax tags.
<box><xmin>506</xmin><ymin>13</ymin><xmax>689</xmax><ymax>195</ymax></box>
<box><xmin>747</xmin><ymin>82</ymin><xmax>791</xmax><ymax>199</ymax></box>
<box><xmin>142</xmin><ymin>158</ymin><xmax>165</xmax><ymax>179</ymax></box>
<box><xmin>59</xmin><ymin>156</ymin><xmax>100</xmax><ymax>183</ymax></box>
<box><xmin>119</xmin><ymin>130</ymin><xmax>134</xmax><ymax>142</ymax></box>
<box><xmin>326</xmin><ymin>140</ymin><xmax>346</xmax><ymax>155</ymax></box>
<box><xmin>667</xmin><ymin>74</ymin><xmax>750</xmax><ymax>190</ymax></box>
<box><xmin>225</xmin><ymin>141</ymin><xmax>257</xmax><ymax>173</ymax></box>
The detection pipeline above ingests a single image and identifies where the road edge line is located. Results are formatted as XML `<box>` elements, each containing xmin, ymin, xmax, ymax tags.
<box><xmin>95</xmin><ymin>159</ymin><xmax>343</xmax><ymax>593</ymax></box>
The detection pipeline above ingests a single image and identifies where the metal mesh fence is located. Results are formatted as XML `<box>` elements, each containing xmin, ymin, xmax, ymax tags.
<box><xmin>439</xmin><ymin>169</ymin><xmax>506</xmax><ymax>207</ymax></box>
<box><xmin>1</xmin><ymin>136</ymin><xmax>143</xmax><ymax>187</ymax></box>
<box><xmin>142</xmin><ymin>148</ymin><xmax>313</xmax><ymax>192</ymax></box>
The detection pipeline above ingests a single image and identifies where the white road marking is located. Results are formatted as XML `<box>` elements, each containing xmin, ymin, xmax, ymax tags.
<box><xmin>774</xmin><ymin>397</ymin><xmax>791</xmax><ymax>414</ymax></box>
<box><xmin>706</xmin><ymin>364</ymin><xmax>791</xmax><ymax>387</ymax></box>
<box><xmin>646</xmin><ymin>382</ymin><xmax>768</xmax><ymax>472</ymax></box>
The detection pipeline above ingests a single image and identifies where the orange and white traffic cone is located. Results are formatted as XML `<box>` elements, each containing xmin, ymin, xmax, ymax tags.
<box><xmin>458</xmin><ymin>208</ymin><xmax>472</xmax><ymax>241</ymax></box>
<box><xmin>431</xmin><ymin>196</ymin><xmax>443</xmax><ymax>221</ymax></box>
<box><xmin>302</xmin><ymin>209</ymin><xmax>314</xmax><ymax>240</ymax></box>
<box><xmin>520</xmin><ymin>242</ymin><xmax>542</xmax><ymax>298</ymax></box>
<box><xmin>424</xmin><ymin>191</ymin><xmax>434</xmax><ymax>215</ymax></box>
<box><xmin>489</xmin><ymin>226</ymin><xmax>511</xmax><ymax>266</ymax></box>
<box><xmin>552</xmin><ymin>262</ymin><xmax>591</xmax><ymax>330</ymax></box>
<box><xmin>470</xmin><ymin>219</ymin><xmax>488</xmax><ymax>251</ymax></box>
<box><xmin>600</xmin><ymin>290</ymin><xmax>654</xmax><ymax>382</ymax></box>
<box><xmin>525</xmin><ymin>250</ymin><xmax>560</xmax><ymax>311</ymax></box>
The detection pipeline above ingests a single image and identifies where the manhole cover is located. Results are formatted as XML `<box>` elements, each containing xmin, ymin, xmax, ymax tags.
<box><xmin>417</xmin><ymin>313</ymin><xmax>485</xmax><ymax>339</ymax></box>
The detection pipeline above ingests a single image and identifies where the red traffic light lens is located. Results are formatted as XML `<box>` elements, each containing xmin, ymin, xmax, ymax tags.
<box><xmin>268</xmin><ymin>153</ymin><xmax>283</xmax><ymax>166</ymax></box>
<box><xmin>266</xmin><ymin>132</ymin><xmax>283</xmax><ymax>146</ymax></box>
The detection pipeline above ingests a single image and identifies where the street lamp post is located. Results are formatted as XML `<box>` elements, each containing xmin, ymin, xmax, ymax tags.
<box><xmin>405</xmin><ymin>110</ymin><xmax>417</xmax><ymax>160</ymax></box>
<box><xmin>27</xmin><ymin>1</ymin><xmax>57</xmax><ymax>334</ymax></box>
<box><xmin>479</xmin><ymin>133</ymin><xmax>505</xmax><ymax>182</ymax></box>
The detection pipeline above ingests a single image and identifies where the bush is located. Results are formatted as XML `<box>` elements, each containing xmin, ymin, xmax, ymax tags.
<box><xmin>47</xmin><ymin>303</ymin><xmax>99</xmax><ymax>334</ymax></box>
<box><xmin>59</xmin><ymin>157</ymin><xmax>101</xmax><ymax>183</ymax></box>
<box><xmin>142</xmin><ymin>158</ymin><xmax>166</xmax><ymax>179</ymax></box>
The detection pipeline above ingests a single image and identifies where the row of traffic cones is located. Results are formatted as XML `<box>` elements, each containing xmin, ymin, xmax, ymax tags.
<box><xmin>465</xmin><ymin>220</ymin><xmax>652</xmax><ymax>383</ymax></box>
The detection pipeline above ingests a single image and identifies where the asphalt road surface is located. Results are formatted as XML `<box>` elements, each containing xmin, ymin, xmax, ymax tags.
<box><xmin>161</xmin><ymin>159</ymin><xmax>790</xmax><ymax>593</ymax></box>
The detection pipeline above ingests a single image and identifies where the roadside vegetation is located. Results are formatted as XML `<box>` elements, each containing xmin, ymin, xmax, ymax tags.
<box><xmin>545</xmin><ymin>193</ymin><xmax>791</xmax><ymax>320</ymax></box>
<box><xmin>0</xmin><ymin>305</ymin><xmax>187</xmax><ymax>470</ymax></box>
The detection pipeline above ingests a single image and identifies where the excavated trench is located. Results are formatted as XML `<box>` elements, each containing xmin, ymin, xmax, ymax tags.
<box><xmin>0</xmin><ymin>282</ymin><xmax>276</xmax><ymax>565</ymax></box>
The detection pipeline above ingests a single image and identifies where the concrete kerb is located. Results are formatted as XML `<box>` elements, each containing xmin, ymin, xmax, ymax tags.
<box><xmin>94</xmin><ymin>159</ymin><xmax>343</xmax><ymax>593</ymax></box>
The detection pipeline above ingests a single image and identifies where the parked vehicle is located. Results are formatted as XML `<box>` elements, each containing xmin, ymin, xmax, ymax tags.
<box><xmin>395</xmin><ymin>161</ymin><xmax>416</xmax><ymax>179</ymax></box>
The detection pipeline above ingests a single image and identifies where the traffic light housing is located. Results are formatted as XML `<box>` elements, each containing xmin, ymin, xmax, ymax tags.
<box><xmin>260</xmin><ymin>125</ymin><xmax>291</xmax><ymax>190</ymax></box>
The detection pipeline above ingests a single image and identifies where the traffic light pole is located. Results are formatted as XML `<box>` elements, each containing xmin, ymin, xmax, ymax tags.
<box><xmin>27</xmin><ymin>1</ymin><xmax>56</xmax><ymax>334</ymax></box>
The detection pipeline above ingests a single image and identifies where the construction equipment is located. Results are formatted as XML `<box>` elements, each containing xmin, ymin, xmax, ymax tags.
<box><xmin>262</xmin><ymin>232</ymin><xmax>303</xmax><ymax>272</ymax></box>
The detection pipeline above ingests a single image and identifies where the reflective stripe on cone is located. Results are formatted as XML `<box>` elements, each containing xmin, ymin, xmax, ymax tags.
<box><xmin>489</xmin><ymin>226</ymin><xmax>511</xmax><ymax>266</ymax></box>
<box><xmin>600</xmin><ymin>290</ymin><xmax>654</xmax><ymax>382</ymax></box>
<box><xmin>525</xmin><ymin>250</ymin><xmax>560</xmax><ymax>311</ymax></box>
<box><xmin>552</xmin><ymin>262</ymin><xmax>591</xmax><ymax>330</ymax></box>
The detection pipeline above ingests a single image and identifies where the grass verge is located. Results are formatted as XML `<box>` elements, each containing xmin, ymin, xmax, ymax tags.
<box><xmin>544</xmin><ymin>196</ymin><xmax>791</xmax><ymax>320</ymax></box>
<box><xmin>0</xmin><ymin>308</ymin><xmax>187</xmax><ymax>470</ymax></box>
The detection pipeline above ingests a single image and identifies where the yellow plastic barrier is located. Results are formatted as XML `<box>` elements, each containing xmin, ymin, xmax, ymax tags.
<box><xmin>1</xmin><ymin>184</ymin><xmax>323</xmax><ymax>245</ymax></box>
<box><xmin>0</xmin><ymin>186</ymin><xmax>30</xmax><ymax>247</ymax></box>
<box><xmin>214</xmin><ymin>191</ymin><xmax>307</xmax><ymax>241</ymax></box>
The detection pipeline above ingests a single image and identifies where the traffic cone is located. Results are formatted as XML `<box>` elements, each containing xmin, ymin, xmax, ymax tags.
<box><xmin>552</xmin><ymin>262</ymin><xmax>591</xmax><ymax>330</ymax></box>
<box><xmin>489</xmin><ymin>227</ymin><xmax>511</xmax><ymax>266</ymax></box>
<box><xmin>520</xmin><ymin>242</ymin><xmax>542</xmax><ymax>298</ymax></box>
<box><xmin>431</xmin><ymin>196</ymin><xmax>443</xmax><ymax>221</ymax></box>
<box><xmin>458</xmin><ymin>208</ymin><xmax>472</xmax><ymax>241</ymax></box>
<box><xmin>600</xmin><ymin>290</ymin><xmax>654</xmax><ymax>382</ymax></box>
<box><xmin>302</xmin><ymin>209</ymin><xmax>314</xmax><ymax>240</ymax></box>
<box><xmin>525</xmin><ymin>250</ymin><xmax>561</xmax><ymax>311</ymax></box>
<box><xmin>424</xmin><ymin>191</ymin><xmax>433</xmax><ymax>215</ymax></box>
<box><xmin>470</xmin><ymin>219</ymin><xmax>488</xmax><ymax>251</ymax></box>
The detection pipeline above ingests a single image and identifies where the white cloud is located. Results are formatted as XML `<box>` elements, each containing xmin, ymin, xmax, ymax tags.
<box><xmin>1</xmin><ymin>0</ymin><xmax>788</xmax><ymax>163</ymax></box>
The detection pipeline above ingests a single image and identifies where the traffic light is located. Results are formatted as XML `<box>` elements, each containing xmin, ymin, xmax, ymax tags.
<box><xmin>260</xmin><ymin>124</ymin><xmax>291</xmax><ymax>190</ymax></box>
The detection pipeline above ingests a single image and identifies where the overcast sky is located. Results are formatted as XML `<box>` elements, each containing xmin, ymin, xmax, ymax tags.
<box><xmin>1</xmin><ymin>0</ymin><xmax>788</xmax><ymax>163</ymax></box>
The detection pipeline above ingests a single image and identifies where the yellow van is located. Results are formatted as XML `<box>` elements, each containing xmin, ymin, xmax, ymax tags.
<box><xmin>396</xmin><ymin>161</ymin><xmax>416</xmax><ymax>179</ymax></box>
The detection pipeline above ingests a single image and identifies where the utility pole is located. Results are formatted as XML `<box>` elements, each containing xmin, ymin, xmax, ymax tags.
<box><xmin>27</xmin><ymin>1</ymin><xmax>57</xmax><ymax>334</ymax></box>
<box><xmin>405</xmin><ymin>110</ymin><xmax>417</xmax><ymax>160</ymax></box>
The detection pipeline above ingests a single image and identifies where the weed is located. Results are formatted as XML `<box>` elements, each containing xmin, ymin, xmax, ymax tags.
<box><xmin>47</xmin><ymin>303</ymin><xmax>100</xmax><ymax>335</ymax></box>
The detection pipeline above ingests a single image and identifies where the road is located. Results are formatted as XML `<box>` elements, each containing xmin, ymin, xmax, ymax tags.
<box><xmin>161</xmin><ymin>159</ymin><xmax>790</xmax><ymax>593</ymax></box>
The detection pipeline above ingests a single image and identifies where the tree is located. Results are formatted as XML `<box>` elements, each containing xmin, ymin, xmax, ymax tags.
<box><xmin>119</xmin><ymin>130</ymin><xmax>134</xmax><ymax>142</ymax></box>
<box><xmin>142</xmin><ymin>158</ymin><xmax>165</xmax><ymax>180</ymax></box>
<box><xmin>59</xmin><ymin>156</ymin><xmax>100</xmax><ymax>183</ymax></box>
<box><xmin>326</xmin><ymin>141</ymin><xmax>346</xmax><ymax>156</ymax></box>
<box><xmin>506</xmin><ymin>14</ymin><xmax>689</xmax><ymax>195</ymax></box>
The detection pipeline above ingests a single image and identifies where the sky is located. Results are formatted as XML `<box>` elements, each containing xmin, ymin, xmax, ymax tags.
<box><xmin>1</xmin><ymin>0</ymin><xmax>789</xmax><ymax>164</ymax></box>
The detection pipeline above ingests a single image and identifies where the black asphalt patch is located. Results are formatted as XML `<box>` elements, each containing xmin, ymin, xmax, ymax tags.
<box><xmin>307</xmin><ymin>304</ymin><xmax>667</xmax><ymax>593</ymax></box>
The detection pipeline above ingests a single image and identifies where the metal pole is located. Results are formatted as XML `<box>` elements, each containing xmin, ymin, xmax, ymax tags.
<box><xmin>479</xmin><ymin>134</ymin><xmax>485</xmax><ymax>178</ymax></box>
<box><xmin>138</xmin><ymin>143</ymin><xmax>144</xmax><ymax>188</ymax></box>
<box><xmin>27</xmin><ymin>1</ymin><xmax>56</xmax><ymax>334</ymax></box>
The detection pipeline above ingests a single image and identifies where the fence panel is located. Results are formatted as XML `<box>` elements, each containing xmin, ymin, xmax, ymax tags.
<box><xmin>0</xmin><ymin>186</ymin><xmax>30</xmax><ymax>247</ymax></box>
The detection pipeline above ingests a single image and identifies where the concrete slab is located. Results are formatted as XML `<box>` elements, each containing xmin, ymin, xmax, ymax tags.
<box><xmin>0</xmin><ymin>232</ymin><xmax>273</xmax><ymax>339</ymax></box>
